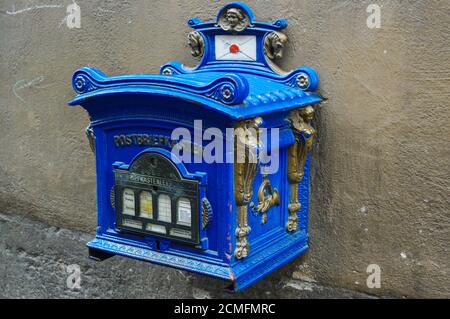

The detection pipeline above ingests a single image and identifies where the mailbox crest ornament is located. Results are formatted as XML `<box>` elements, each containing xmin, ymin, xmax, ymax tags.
<box><xmin>68</xmin><ymin>2</ymin><xmax>321</xmax><ymax>291</ymax></box>
<box><xmin>217</xmin><ymin>6</ymin><xmax>251</xmax><ymax>32</ymax></box>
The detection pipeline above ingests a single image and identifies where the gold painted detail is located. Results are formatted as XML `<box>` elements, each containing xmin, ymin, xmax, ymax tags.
<box><xmin>264</xmin><ymin>31</ymin><xmax>288</xmax><ymax>60</ymax></box>
<box><xmin>297</xmin><ymin>73</ymin><xmax>310</xmax><ymax>90</ymax></box>
<box><xmin>110</xmin><ymin>187</ymin><xmax>115</xmax><ymax>209</ymax></box>
<box><xmin>188</xmin><ymin>31</ymin><xmax>205</xmax><ymax>58</ymax></box>
<box><xmin>251</xmin><ymin>177</ymin><xmax>280</xmax><ymax>224</ymax></box>
<box><xmin>201</xmin><ymin>198</ymin><xmax>212</xmax><ymax>230</ymax></box>
<box><xmin>233</xmin><ymin>117</ymin><xmax>262</xmax><ymax>259</ymax></box>
<box><xmin>85</xmin><ymin>124</ymin><xmax>95</xmax><ymax>153</ymax></box>
<box><xmin>217</xmin><ymin>7</ymin><xmax>251</xmax><ymax>32</ymax></box>
<box><xmin>287</xmin><ymin>106</ymin><xmax>316</xmax><ymax>232</ymax></box>
<box><xmin>264</xmin><ymin>31</ymin><xmax>288</xmax><ymax>74</ymax></box>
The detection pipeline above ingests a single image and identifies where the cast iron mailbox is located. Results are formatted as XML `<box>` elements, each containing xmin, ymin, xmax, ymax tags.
<box><xmin>68</xmin><ymin>2</ymin><xmax>321</xmax><ymax>291</ymax></box>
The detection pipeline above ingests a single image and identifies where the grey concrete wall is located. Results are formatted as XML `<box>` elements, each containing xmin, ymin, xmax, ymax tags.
<box><xmin>0</xmin><ymin>0</ymin><xmax>448</xmax><ymax>298</ymax></box>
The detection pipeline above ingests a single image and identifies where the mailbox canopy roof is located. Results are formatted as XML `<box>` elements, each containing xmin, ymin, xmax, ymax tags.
<box><xmin>68</xmin><ymin>2</ymin><xmax>322</xmax><ymax>121</ymax></box>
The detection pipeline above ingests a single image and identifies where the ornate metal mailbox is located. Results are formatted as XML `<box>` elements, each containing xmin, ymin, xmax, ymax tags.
<box><xmin>68</xmin><ymin>2</ymin><xmax>321</xmax><ymax>291</ymax></box>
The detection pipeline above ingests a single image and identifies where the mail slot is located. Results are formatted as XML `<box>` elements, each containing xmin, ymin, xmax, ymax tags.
<box><xmin>114</xmin><ymin>152</ymin><xmax>201</xmax><ymax>244</ymax></box>
<box><xmin>68</xmin><ymin>2</ymin><xmax>322</xmax><ymax>291</ymax></box>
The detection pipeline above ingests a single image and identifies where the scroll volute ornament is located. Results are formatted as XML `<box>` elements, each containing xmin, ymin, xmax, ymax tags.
<box><xmin>234</xmin><ymin>117</ymin><xmax>262</xmax><ymax>259</ymax></box>
<box><xmin>287</xmin><ymin>106</ymin><xmax>316</xmax><ymax>232</ymax></box>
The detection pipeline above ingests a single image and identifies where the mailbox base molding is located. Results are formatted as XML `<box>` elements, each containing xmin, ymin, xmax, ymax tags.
<box><xmin>87</xmin><ymin>237</ymin><xmax>231</xmax><ymax>280</ymax></box>
<box><xmin>87</xmin><ymin>231</ymin><xmax>308</xmax><ymax>292</ymax></box>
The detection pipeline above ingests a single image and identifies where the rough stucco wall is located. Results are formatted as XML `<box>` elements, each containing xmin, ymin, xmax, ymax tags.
<box><xmin>0</xmin><ymin>0</ymin><xmax>448</xmax><ymax>298</ymax></box>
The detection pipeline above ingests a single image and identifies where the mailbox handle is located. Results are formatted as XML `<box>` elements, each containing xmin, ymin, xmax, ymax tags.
<box><xmin>251</xmin><ymin>178</ymin><xmax>280</xmax><ymax>224</ymax></box>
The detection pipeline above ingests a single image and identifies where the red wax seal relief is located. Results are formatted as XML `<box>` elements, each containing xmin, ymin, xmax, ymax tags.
<box><xmin>229</xmin><ymin>44</ymin><xmax>240</xmax><ymax>54</ymax></box>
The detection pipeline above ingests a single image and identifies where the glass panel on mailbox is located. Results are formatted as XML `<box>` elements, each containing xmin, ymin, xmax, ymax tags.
<box><xmin>158</xmin><ymin>194</ymin><xmax>172</xmax><ymax>223</ymax></box>
<box><xmin>140</xmin><ymin>191</ymin><xmax>153</xmax><ymax>219</ymax></box>
<box><xmin>177</xmin><ymin>197</ymin><xmax>192</xmax><ymax>226</ymax></box>
<box><xmin>122</xmin><ymin>188</ymin><xmax>135</xmax><ymax>216</ymax></box>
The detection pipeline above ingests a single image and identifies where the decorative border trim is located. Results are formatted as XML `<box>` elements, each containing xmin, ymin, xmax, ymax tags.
<box><xmin>88</xmin><ymin>232</ymin><xmax>309</xmax><ymax>292</ymax></box>
<box><xmin>88</xmin><ymin>238</ymin><xmax>231</xmax><ymax>280</ymax></box>
<box><xmin>160</xmin><ymin>62</ymin><xmax>319</xmax><ymax>92</ymax></box>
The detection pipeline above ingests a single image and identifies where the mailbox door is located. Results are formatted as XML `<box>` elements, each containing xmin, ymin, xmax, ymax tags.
<box><xmin>91</xmin><ymin>117</ymin><xmax>233</xmax><ymax>264</ymax></box>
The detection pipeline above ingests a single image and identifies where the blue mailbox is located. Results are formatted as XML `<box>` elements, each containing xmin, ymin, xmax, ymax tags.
<box><xmin>69</xmin><ymin>2</ymin><xmax>321</xmax><ymax>291</ymax></box>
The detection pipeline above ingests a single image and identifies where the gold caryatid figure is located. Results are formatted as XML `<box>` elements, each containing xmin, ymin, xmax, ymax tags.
<box><xmin>287</xmin><ymin>106</ymin><xmax>316</xmax><ymax>232</ymax></box>
<box><xmin>234</xmin><ymin>117</ymin><xmax>262</xmax><ymax>259</ymax></box>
